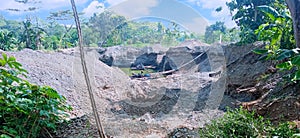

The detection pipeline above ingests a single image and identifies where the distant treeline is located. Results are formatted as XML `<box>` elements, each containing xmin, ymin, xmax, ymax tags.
<box><xmin>0</xmin><ymin>11</ymin><xmax>239</xmax><ymax>51</ymax></box>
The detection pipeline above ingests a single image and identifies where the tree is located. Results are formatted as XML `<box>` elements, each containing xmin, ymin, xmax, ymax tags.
<box><xmin>204</xmin><ymin>21</ymin><xmax>226</xmax><ymax>44</ymax></box>
<box><xmin>252</xmin><ymin>1</ymin><xmax>300</xmax><ymax>82</ymax></box>
<box><xmin>255</xmin><ymin>4</ymin><xmax>295</xmax><ymax>49</ymax></box>
<box><xmin>20</xmin><ymin>18</ymin><xmax>46</xmax><ymax>50</ymax></box>
<box><xmin>47</xmin><ymin>10</ymin><xmax>79</xmax><ymax>48</ymax></box>
<box><xmin>204</xmin><ymin>21</ymin><xmax>240</xmax><ymax>44</ymax></box>
<box><xmin>0</xmin><ymin>30</ymin><xmax>18</xmax><ymax>51</ymax></box>
<box><xmin>226</xmin><ymin>0</ymin><xmax>279</xmax><ymax>43</ymax></box>
<box><xmin>87</xmin><ymin>11</ymin><xmax>126</xmax><ymax>46</ymax></box>
<box><xmin>285</xmin><ymin>0</ymin><xmax>300</xmax><ymax>47</ymax></box>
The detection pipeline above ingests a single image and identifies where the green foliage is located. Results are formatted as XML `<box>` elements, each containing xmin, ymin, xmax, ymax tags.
<box><xmin>199</xmin><ymin>107</ymin><xmax>299</xmax><ymax>138</ymax></box>
<box><xmin>254</xmin><ymin>48</ymin><xmax>300</xmax><ymax>83</ymax></box>
<box><xmin>20</xmin><ymin>18</ymin><xmax>46</xmax><ymax>50</ymax></box>
<box><xmin>101</xmin><ymin>20</ymin><xmax>192</xmax><ymax>47</ymax></box>
<box><xmin>0</xmin><ymin>15</ymin><xmax>78</xmax><ymax>51</ymax></box>
<box><xmin>1</xmin><ymin>11</ymin><xmax>201</xmax><ymax>50</ymax></box>
<box><xmin>85</xmin><ymin>11</ymin><xmax>126</xmax><ymax>46</ymax></box>
<box><xmin>226</xmin><ymin>0</ymin><xmax>286</xmax><ymax>44</ymax></box>
<box><xmin>0</xmin><ymin>30</ymin><xmax>18</xmax><ymax>51</ymax></box>
<box><xmin>253</xmin><ymin>3</ymin><xmax>299</xmax><ymax>83</ymax></box>
<box><xmin>204</xmin><ymin>21</ymin><xmax>240</xmax><ymax>44</ymax></box>
<box><xmin>0</xmin><ymin>53</ymin><xmax>71</xmax><ymax>137</ymax></box>
<box><xmin>83</xmin><ymin>11</ymin><xmax>199</xmax><ymax>47</ymax></box>
<box><xmin>255</xmin><ymin>4</ymin><xmax>295</xmax><ymax>50</ymax></box>
<box><xmin>199</xmin><ymin>107</ymin><xmax>268</xmax><ymax>137</ymax></box>
<box><xmin>268</xmin><ymin>122</ymin><xmax>299</xmax><ymax>138</ymax></box>
<box><xmin>204</xmin><ymin>21</ymin><xmax>224</xmax><ymax>44</ymax></box>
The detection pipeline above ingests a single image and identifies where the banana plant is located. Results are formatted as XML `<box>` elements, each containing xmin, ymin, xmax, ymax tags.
<box><xmin>254</xmin><ymin>4</ymin><xmax>300</xmax><ymax>83</ymax></box>
<box><xmin>0</xmin><ymin>30</ymin><xmax>18</xmax><ymax>51</ymax></box>
<box><xmin>255</xmin><ymin>5</ymin><xmax>295</xmax><ymax>50</ymax></box>
<box><xmin>21</xmin><ymin>19</ymin><xmax>46</xmax><ymax>50</ymax></box>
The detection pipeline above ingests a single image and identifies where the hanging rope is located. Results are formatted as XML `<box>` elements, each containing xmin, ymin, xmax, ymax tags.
<box><xmin>70</xmin><ymin>0</ymin><xmax>106</xmax><ymax>137</ymax></box>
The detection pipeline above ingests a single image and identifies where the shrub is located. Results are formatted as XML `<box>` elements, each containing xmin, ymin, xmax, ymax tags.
<box><xmin>199</xmin><ymin>107</ymin><xmax>299</xmax><ymax>138</ymax></box>
<box><xmin>0</xmin><ymin>53</ymin><xmax>72</xmax><ymax>138</ymax></box>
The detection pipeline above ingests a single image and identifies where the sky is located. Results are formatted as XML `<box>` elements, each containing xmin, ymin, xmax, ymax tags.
<box><xmin>0</xmin><ymin>0</ymin><xmax>236</xmax><ymax>34</ymax></box>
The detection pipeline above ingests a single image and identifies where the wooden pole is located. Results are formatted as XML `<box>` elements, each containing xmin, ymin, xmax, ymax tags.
<box><xmin>70</xmin><ymin>0</ymin><xmax>106</xmax><ymax>137</ymax></box>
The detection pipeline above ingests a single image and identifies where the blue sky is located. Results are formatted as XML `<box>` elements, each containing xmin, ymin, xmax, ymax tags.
<box><xmin>0</xmin><ymin>0</ymin><xmax>236</xmax><ymax>34</ymax></box>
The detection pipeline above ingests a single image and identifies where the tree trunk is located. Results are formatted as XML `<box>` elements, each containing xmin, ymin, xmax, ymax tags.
<box><xmin>286</xmin><ymin>0</ymin><xmax>300</xmax><ymax>47</ymax></box>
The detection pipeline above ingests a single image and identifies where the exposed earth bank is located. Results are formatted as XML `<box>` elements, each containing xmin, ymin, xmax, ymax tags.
<box><xmin>6</xmin><ymin>41</ymin><xmax>300</xmax><ymax>137</ymax></box>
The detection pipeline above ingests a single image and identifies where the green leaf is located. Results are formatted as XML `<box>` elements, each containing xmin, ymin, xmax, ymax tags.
<box><xmin>277</xmin><ymin>50</ymin><xmax>294</xmax><ymax>60</ymax></box>
<box><xmin>258</xmin><ymin>54</ymin><xmax>268</xmax><ymax>61</ymax></box>
<box><xmin>0</xmin><ymin>134</ymin><xmax>12</xmax><ymax>138</ymax></box>
<box><xmin>276</xmin><ymin>61</ymin><xmax>292</xmax><ymax>70</ymax></box>
<box><xmin>8</xmin><ymin>56</ymin><xmax>16</xmax><ymax>62</ymax></box>
<box><xmin>257</xmin><ymin>5</ymin><xmax>280</xmax><ymax>21</ymax></box>
<box><xmin>11</xmin><ymin>61</ymin><xmax>22</xmax><ymax>67</ymax></box>
<box><xmin>6</xmin><ymin>94</ymin><xmax>15</xmax><ymax>101</ymax></box>
<box><xmin>292</xmin><ymin>71</ymin><xmax>300</xmax><ymax>81</ymax></box>
<box><xmin>45</xmin><ymin>88</ymin><xmax>61</xmax><ymax>99</ymax></box>
<box><xmin>253</xmin><ymin>49</ymin><xmax>268</xmax><ymax>54</ymax></box>
<box><xmin>0</xmin><ymin>59</ymin><xmax>6</xmax><ymax>66</ymax></box>
<box><xmin>291</xmin><ymin>55</ymin><xmax>300</xmax><ymax>66</ymax></box>
<box><xmin>282</xmin><ymin>11</ymin><xmax>292</xmax><ymax>20</ymax></box>
<box><xmin>2</xmin><ymin>53</ymin><xmax>7</xmax><ymax>61</ymax></box>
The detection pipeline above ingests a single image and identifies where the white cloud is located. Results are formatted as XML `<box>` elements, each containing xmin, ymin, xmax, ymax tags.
<box><xmin>109</xmin><ymin>0</ymin><xmax>158</xmax><ymax>19</ymax></box>
<box><xmin>0</xmin><ymin>0</ymin><xmax>89</xmax><ymax>14</ymax></box>
<box><xmin>83</xmin><ymin>1</ymin><xmax>105</xmax><ymax>17</ymax></box>
<box><xmin>183</xmin><ymin>17</ymin><xmax>208</xmax><ymax>34</ymax></box>
<box><xmin>105</xmin><ymin>0</ymin><xmax>127</xmax><ymax>6</ymax></box>
<box><xmin>187</xmin><ymin>0</ymin><xmax>236</xmax><ymax>27</ymax></box>
<box><xmin>110</xmin><ymin>0</ymin><xmax>209</xmax><ymax>34</ymax></box>
<box><xmin>189</xmin><ymin>0</ymin><xmax>231</xmax><ymax>17</ymax></box>
<box><xmin>0</xmin><ymin>1</ymin><xmax>30</xmax><ymax>12</ymax></box>
<box><xmin>42</xmin><ymin>0</ymin><xmax>89</xmax><ymax>9</ymax></box>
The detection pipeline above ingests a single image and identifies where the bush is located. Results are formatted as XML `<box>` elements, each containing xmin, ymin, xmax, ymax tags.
<box><xmin>199</xmin><ymin>107</ymin><xmax>299</xmax><ymax>138</ymax></box>
<box><xmin>0</xmin><ymin>53</ymin><xmax>72</xmax><ymax>138</ymax></box>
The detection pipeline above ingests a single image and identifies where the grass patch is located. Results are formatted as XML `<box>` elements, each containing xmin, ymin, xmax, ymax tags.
<box><xmin>119</xmin><ymin>67</ymin><xmax>156</xmax><ymax>76</ymax></box>
<box><xmin>199</xmin><ymin>107</ymin><xmax>300</xmax><ymax>138</ymax></box>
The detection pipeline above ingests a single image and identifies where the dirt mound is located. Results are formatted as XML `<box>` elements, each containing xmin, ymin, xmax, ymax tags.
<box><xmin>7</xmin><ymin>47</ymin><xmax>225</xmax><ymax>137</ymax></box>
<box><xmin>223</xmin><ymin>42</ymin><xmax>300</xmax><ymax>123</ymax></box>
<box><xmin>9</xmin><ymin>48</ymin><xmax>130</xmax><ymax>117</ymax></box>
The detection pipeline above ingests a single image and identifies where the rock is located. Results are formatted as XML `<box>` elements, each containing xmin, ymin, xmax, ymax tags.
<box><xmin>158</xmin><ymin>46</ymin><xmax>209</xmax><ymax>72</ymax></box>
<box><xmin>99</xmin><ymin>54</ymin><xmax>114</xmax><ymax>66</ymax></box>
<box><xmin>132</xmin><ymin>53</ymin><xmax>158</xmax><ymax>67</ymax></box>
<box><xmin>167</xmin><ymin>127</ymin><xmax>199</xmax><ymax>138</ymax></box>
<box><xmin>179</xmin><ymin>39</ymin><xmax>210</xmax><ymax>47</ymax></box>
<box><xmin>224</xmin><ymin>42</ymin><xmax>271</xmax><ymax>87</ymax></box>
<box><xmin>224</xmin><ymin>42</ymin><xmax>272</xmax><ymax>102</ymax></box>
<box><xmin>98</xmin><ymin>46</ymin><xmax>167</xmax><ymax>68</ymax></box>
<box><xmin>158</xmin><ymin>45</ymin><xmax>224</xmax><ymax>73</ymax></box>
